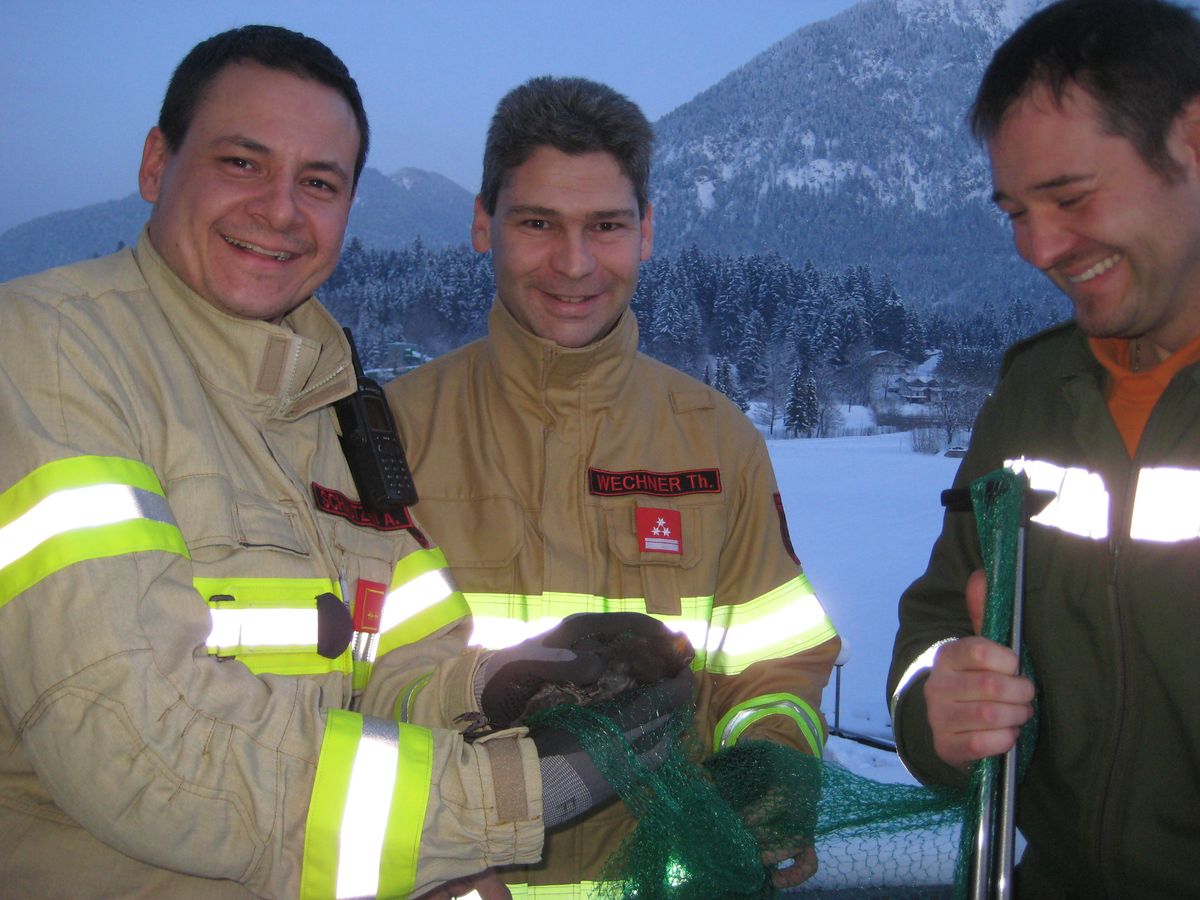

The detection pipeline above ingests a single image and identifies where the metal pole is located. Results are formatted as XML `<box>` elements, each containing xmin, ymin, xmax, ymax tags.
<box><xmin>834</xmin><ymin>663</ymin><xmax>842</xmax><ymax>734</ymax></box>
<box><xmin>993</xmin><ymin>499</ymin><xmax>1033</xmax><ymax>898</ymax></box>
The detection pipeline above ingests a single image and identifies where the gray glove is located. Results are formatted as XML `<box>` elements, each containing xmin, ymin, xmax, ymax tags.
<box><xmin>531</xmin><ymin>664</ymin><xmax>693</xmax><ymax>829</ymax></box>
<box><xmin>478</xmin><ymin>612</ymin><xmax>680</xmax><ymax>729</ymax></box>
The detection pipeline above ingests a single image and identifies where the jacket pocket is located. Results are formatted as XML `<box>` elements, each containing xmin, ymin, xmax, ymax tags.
<box><xmin>602</xmin><ymin>501</ymin><xmax>704</xmax><ymax>616</ymax></box>
<box><xmin>411</xmin><ymin>495</ymin><xmax>524</xmax><ymax>585</ymax></box>
<box><xmin>167</xmin><ymin>474</ymin><xmax>310</xmax><ymax>560</ymax></box>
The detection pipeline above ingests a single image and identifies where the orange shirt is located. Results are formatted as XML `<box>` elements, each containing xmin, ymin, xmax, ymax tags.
<box><xmin>1090</xmin><ymin>333</ymin><xmax>1200</xmax><ymax>457</ymax></box>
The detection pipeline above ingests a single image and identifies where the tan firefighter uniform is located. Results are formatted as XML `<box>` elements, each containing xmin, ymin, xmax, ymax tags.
<box><xmin>0</xmin><ymin>235</ymin><xmax>544</xmax><ymax>898</ymax></box>
<box><xmin>387</xmin><ymin>299</ymin><xmax>841</xmax><ymax>895</ymax></box>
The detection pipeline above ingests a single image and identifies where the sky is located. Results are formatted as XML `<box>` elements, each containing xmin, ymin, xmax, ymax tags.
<box><xmin>1</xmin><ymin>0</ymin><xmax>862</xmax><ymax>234</ymax></box>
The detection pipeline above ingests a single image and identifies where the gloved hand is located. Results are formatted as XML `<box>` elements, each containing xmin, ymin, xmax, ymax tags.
<box><xmin>478</xmin><ymin>612</ymin><xmax>682</xmax><ymax>729</ymax></box>
<box><xmin>531</xmin><ymin>663</ymin><xmax>693</xmax><ymax>829</ymax></box>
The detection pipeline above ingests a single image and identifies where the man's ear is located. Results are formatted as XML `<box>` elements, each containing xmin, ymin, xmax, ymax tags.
<box><xmin>471</xmin><ymin>195</ymin><xmax>492</xmax><ymax>253</ymax></box>
<box><xmin>640</xmin><ymin>202</ymin><xmax>654</xmax><ymax>262</ymax></box>
<box><xmin>138</xmin><ymin>127</ymin><xmax>170</xmax><ymax>204</ymax></box>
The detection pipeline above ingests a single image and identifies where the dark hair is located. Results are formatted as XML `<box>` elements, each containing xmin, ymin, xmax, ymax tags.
<box><xmin>970</xmin><ymin>0</ymin><xmax>1200</xmax><ymax>176</ymax></box>
<box><xmin>480</xmin><ymin>76</ymin><xmax>654</xmax><ymax>217</ymax></box>
<box><xmin>158</xmin><ymin>25</ymin><xmax>369</xmax><ymax>186</ymax></box>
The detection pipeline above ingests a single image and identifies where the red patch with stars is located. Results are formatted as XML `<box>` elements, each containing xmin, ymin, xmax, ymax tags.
<box><xmin>637</xmin><ymin>507</ymin><xmax>682</xmax><ymax>555</ymax></box>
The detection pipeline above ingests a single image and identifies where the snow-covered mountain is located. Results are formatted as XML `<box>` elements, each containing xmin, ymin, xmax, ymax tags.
<box><xmin>2</xmin><ymin>0</ymin><xmax>1056</xmax><ymax>314</ymax></box>
<box><xmin>0</xmin><ymin>166</ymin><xmax>473</xmax><ymax>283</ymax></box>
<box><xmin>649</xmin><ymin>0</ymin><xmax>1050</xmax><ymax>308</ymax></box>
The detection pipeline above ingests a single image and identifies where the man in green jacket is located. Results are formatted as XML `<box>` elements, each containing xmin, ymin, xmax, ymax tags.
<box><xmin>888</xmin><ymin>1</ymin><xmax>1200</xmax><ymax>896</ymax></box>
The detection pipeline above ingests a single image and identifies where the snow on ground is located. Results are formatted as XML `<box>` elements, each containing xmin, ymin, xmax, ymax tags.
<box><xmin>766</xmin><ymin>431</ymin><xmax>962</xmax><ymax>783</ymax></box>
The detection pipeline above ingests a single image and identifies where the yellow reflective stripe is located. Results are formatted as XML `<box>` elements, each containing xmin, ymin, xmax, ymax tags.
<box><xmin>394</xmin><ymin>671</ymin><xmax>434</xmax><ymax>723</ymax></box>
<box><xmin>302</xmin><ymin>710</ymin><xmax>360</xmax><ymax>900</ymax></box>
<box><xmin>0</xmin><ymin>456</ymin><xmax>187</xmax><ymax>607</ymax></box>
<box><xmin>301</xmin><ymin>710</ymin><xmax>433</xmax><ymax>900</ymax></box>
<box><xmin>465</xmin><ymin>592</ymin><xmax>711</xmax><ymax>668</ymax></box>
<box><xmin>0</xmin><ymin>455</ymin><xmax>166</xmax><ymax>523</ymax></box>
<box><xmin>465</xmin><ymin>586</ymin><xmax>837</xmax><ymax>676</ymax></box>
<box><xmin>376</xmin><ymin>723</ymin><xmax>433</xmax><ymax>899</ymax></box>
<box><xmin>712</xmin><ymin>692</ymin><xmax>824</xmax><ymax>756</ymax></box>
<box><xmin>373</xmin><ymin>547</ymin><xmax>470</xmax><ymax>659</ymax></box>
<box><xmin>195</xmin><ymin>577</ymin><xmax>351</xmax><ymax>677</ymax></box>
<box><xmin>704</xmin><ymin>575</ymin><xmax>837</xmax><ymax>676</ymax></box>
<box><xmin>337</xmin><ymin>717</ymin><xmax>400</xmax><ymax>898</ymax></box>
<box><xmin>353</xmin><ymin>658</ymin><xmax>373</xmax><ymax>693</ymax></box>
<box><xmin>506</xmin><ymin>883</ymin><xmax>604</xmax><ymax>898</ymax></box>
<box><xmin>1130</xmin><ymin>467</ymin><xmax>1200</xmax><ymax>542</ymax></box>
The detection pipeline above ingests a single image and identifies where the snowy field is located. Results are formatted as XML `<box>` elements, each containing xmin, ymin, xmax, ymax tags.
<box><xmin>766</xmin><ymin>428</ymin><xmax>968</xmax><ymax>892</ymax></box>
<box><xmin>766</xmin><ymin>427</ymin><xmax>963</xmax><ymax>783</ymax></box>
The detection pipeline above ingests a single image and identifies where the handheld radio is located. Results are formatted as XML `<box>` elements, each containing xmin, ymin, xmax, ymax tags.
<box><xmin>333</xmin><ymin>328</ymin><xmax>418</xmax><ymax>510</ymax></box>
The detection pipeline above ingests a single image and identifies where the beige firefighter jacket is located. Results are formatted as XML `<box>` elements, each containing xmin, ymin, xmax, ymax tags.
<box><xmin>387</xmin><ymin>299</ymin><xmax>840</xmax><ymax>892</ymax></box>
<box><xmin>0</xmin><ymin>236</ymin><xmax>543</xmax><ymax>898</ymax></box>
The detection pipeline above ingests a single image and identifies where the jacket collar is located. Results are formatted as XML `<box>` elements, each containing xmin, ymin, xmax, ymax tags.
<box><xmin>133</xmin><ymin>229</ymin><xmax>355</xmax><ymax>420</ymax></box>
<box><xmin>485</xmin><ymin>296</ymin><xmax>638</xmax><ymax>411</ymax></box>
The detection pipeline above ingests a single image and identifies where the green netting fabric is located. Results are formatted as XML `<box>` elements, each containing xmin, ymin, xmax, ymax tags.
<box><xmin>529</xmin><ymin>702</ymin><xmax>964</xmax><ymax>898</ymax></box>
<box><xmin>524</xmin><ymin>467</ymin><xmax>1039</xmax><ymax>898</ymax></box>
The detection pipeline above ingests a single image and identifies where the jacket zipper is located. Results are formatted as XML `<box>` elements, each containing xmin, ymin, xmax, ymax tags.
<box><xmin>1094</xmin><ymin>400</ymin><xmax>1159</xmax><ymax>896</ymax></box>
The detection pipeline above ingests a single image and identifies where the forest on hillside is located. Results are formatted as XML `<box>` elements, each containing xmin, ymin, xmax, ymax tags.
<box><xmin>320</xmin><ymin>236</ymin><xmax>1066</xmax><ymax>441</ymax></box>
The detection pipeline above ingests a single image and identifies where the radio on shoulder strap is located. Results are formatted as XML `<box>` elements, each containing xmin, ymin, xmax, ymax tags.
<box><xmin>333</xmin><ymin>328</ymin><xmax>418</xmax><ymax>511</ymax></box>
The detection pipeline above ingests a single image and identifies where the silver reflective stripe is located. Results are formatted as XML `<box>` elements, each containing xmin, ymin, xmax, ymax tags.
<box><xmin>704</xmin><ymin>591</ymin><xmax>831</xmax><ymax>659</ymax></box>
<box><xmin>336</xmin><ymin>716</ymin><xmax>399</xmax><ymax>899</ymax></box>
<box><xmin>889</xmin><ymin>639</ymin><xmax>955</xmax><ymax>721</ymax></box>
<box><xmin>0</xmin><ymin>484</ymin><xmax>174</xmax><ymax>570</ymax></box>
<box><xmin>362</xmin><ymin>570</ymin><xmax>457</xmax><ymax>663</ymax></box>
<box><xmin>1007</xmin><ymin>457</ymin><xmax>1200</xmax><ymax>544</ymax></box>
<box><xmin>206</xmin><ymin>608</ymin><xmax>319</xmax><ymax>650</ymax></box>
<box><xmin>469</xmin><ymin>614</ymin><xmax>707</xmax><ymax>651</ymax></box>
<box><xmin>1130</xmin><ymin>467</ymin><xmax>1200</xmax><ymax>542</ymax></box>
<box><xmin>1006</xmin><ymin>457</ymin><xmax>1108</xmax><ymax>540</ymax></box>
<box><xmin>380</xmin><ymin>570</ymin><xmax>455</xmax><ymax>631</ymax></box>
<box><xmin>718</xmin><ymin>697</ymin><xmax>823</xmax><ymax>750</ymax></box>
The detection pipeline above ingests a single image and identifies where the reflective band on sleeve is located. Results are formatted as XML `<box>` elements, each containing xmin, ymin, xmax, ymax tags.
<box><xmin>1130</xmin><ymin>467</ymin><xmax>1200</xmax><ymax>542</ymax></box>
<box><xmin>504</xmin><ymin>882</ymin><xmax>604</xmax><ymax>898</ymax></box>
<box><xmin>713</xmin><ymin>692</ymin><xmax>826</xmax><ymax>755</ymax></box>
<box><xmin>207</xmin><ymin>607</ymin><xmax>319</xmax><ymax>650</ymax></box>
<box><xmin>371</xmin><ymin>548</ymin><xmax>471</xmax><ymax>661</ymax></box>
<box><xmin>703</xmin><ymin>575</ymin><xmax>838</xmax><ymax>676</ymax></box>
<box><xmin>1006</xmin><ymin>457</ymin><xmax>1109</xmax><ymax>540</ymax></box>
<box><xmin>337</xmin><ymin>716</ymin><xmax>399</xmax><ymax>899</ymax></box>
<box><xmin>463</xmin><ymin>586</ymin><xmax>833</xmax><ymax>676</ymax></box>
<box><xmin>0</xmin><ymin>456</ymin><xmax>187</xmax><ymax>606</ymax></box>
<box><xmin>393</xmin><ymin>671</ymin><xmax>434</xmax><ymax>723</ymax></box>
<box><xmin>464</xmin><ymin>593</ymin><xmax>711</xmax><ymax>668</ymax></box>
<box><xmin>888</xmin><ymin>638</ymin><xmax>956</xmax><ymax>721</ymax></box>
<box><xmin>301</xmin><ymin>710</ymin><xmax>432</xmax><ymax>900</ymax></box>
<box><xmin>195</xmin><ymin>577</ymin><xmax>350</xmax><ymax>677</ymax></box>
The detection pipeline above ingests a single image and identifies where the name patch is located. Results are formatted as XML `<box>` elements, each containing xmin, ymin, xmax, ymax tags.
<box><xmin>588</xmin><ymin>467</ymin><xmax>721</xmax><ymax>497</ymax></box>
<box><xmin>311</xmin><ymin>482</ymin><xmax>427</xmax><ymax>545</ymax></box>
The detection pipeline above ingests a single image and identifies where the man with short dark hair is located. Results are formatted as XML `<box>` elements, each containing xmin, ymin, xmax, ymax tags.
<box><xmin>888</xmin><ymin>1</ymin><xmax>1200</xmax><ymax>895</ymax></box>
<box><xmin>388</xmin><ymin>75</ymin><xmax>840</xmax><ymax>896</ymax></box>
<box><xmin>0</xmin><ymin>28</ymin><xmax>687</xmax><ymax>897</ymax></box>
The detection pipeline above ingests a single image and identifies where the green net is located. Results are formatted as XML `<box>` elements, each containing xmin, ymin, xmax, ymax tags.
<box><xmin>524</xmin><ymin>468</ymin><xmax>1039</xmax><ymax>898</ymax></box>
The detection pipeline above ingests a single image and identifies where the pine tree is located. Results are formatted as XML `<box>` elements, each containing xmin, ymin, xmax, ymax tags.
<box><xmin>712</xmin><ymin>356</ymin><xmax>749</xmax><ymax>412</ymax></box>
<box><xmin>736</xmin><ymin>309</ymin><xmax>768</xmax><ymax>397</ymax></box>
<box><xmin>784</xmin><ymin>364</ymin><xmax>819</xmax><ymax>437</ymax></box>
